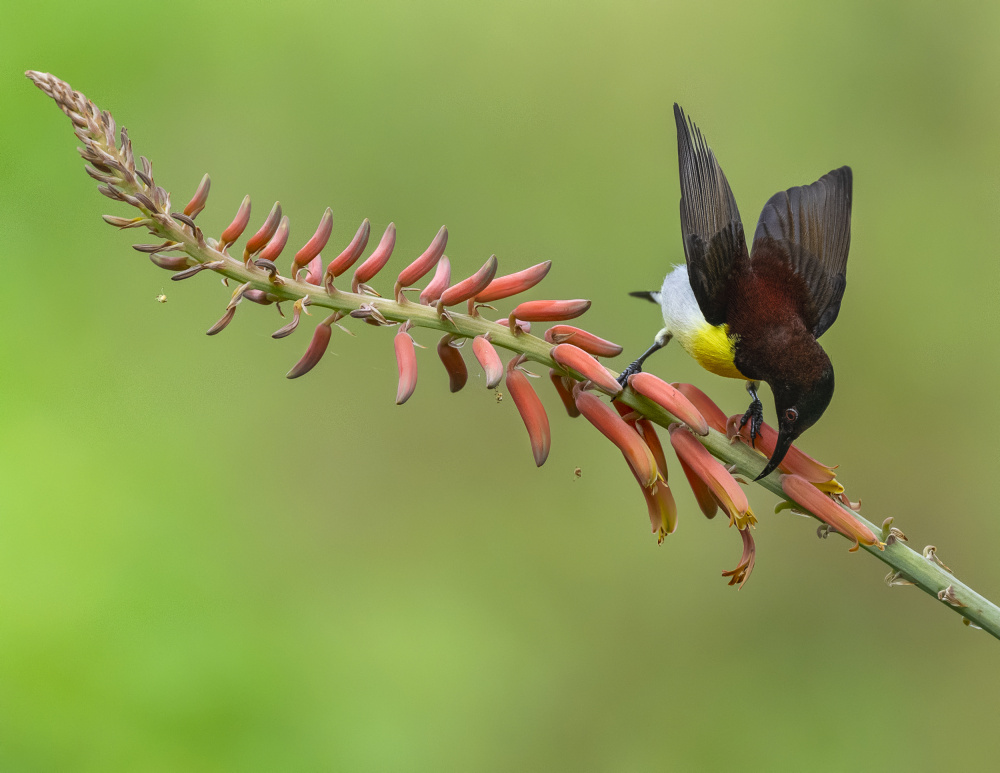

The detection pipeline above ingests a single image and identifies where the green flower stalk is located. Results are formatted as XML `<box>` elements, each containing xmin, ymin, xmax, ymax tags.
<box><xmin>26</xmin><ymin>70</ymin><xmax>1000</xmax><ymax>640</ymax></box>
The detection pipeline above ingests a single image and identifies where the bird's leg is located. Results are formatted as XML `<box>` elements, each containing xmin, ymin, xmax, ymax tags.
<box><xmin>617</xmin><ymin>330</ymin><xmax>672</xmax><ymax>387</ymax></box>
<box><xmin>739</xmin><ymin>380</ymin><xmax>764</xmax><ymax>447</ymax></box>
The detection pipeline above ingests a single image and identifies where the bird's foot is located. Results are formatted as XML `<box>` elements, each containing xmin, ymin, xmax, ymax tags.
<box><xmin>739</xmin><ymin>398</ymin><xmax>764</xmax><ymax>448</ymax></box>
<box><xmin>617</xmin><ymin>359</ymin><xmax>644</xmax><ymax>388</ymax></box>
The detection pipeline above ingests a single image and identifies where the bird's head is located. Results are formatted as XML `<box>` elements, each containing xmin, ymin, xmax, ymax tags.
<box><xmin>754</xmin><ymin>361</ymin><xmax>835</xmax><ymax>481</ymax></box>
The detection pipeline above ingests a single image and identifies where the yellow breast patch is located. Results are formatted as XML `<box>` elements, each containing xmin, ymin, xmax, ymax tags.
<box><xmin>684</xmin><ymin>323</ymin><xmax>747</xmax><ymax>380</ymax></box>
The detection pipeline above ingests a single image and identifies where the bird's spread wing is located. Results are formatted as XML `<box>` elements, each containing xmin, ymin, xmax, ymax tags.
<box><xmin>675</xmin><ymin>104</ymin><xmax>748</xmax><ymax>327</ymax></box>
<box><xmin>750</xmin><ymin>166</ymin><xmax>852</xmax><ymax>338</ymax></box>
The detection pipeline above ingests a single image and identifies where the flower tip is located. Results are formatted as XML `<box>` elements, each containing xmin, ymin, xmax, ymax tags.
<box><xmin>551</xmin><ymin>343</ymin><xmax>622</xmax><ymax>396</ymax></box>
<box><xmin>506</xmin><ymin>358</ymin><xmax>551</xmax><ymax>467</ymax></box>
<box><xmin>394</xmin><ymin>328</ymin><xmax>418</xmax><ymax>404</ymax></box>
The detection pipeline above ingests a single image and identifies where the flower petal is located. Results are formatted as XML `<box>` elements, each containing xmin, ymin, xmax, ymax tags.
<box><xmin>475</xmin><ymin>261</ymin><xmax>552</xmax><ymax>303</ymax></box>
<box><xmin>220</xmin><ymin>195</ymin><xmax>252</xmax><ymax>248</ymax></box>
<box><xmin>419</xmin><ymin>255</ymin><xmax>451</xmax><ymax>305</ymax></box>
<box><xmin>549</xmin><ymin>370</ymin><xmax>580</xmax><ymax>418</ymax></box>
<box><xmin>629</xmin><ymin>373</ymin><xmax>709</xmax><ymax>435</ymax></box>
<box><xmin>780</xmin><ymin>474</ymin><xmax>881</xmax><ymax>550</ymax></box>
<box><xmin>726</xmin><ymin>415</ymin><xmax>840</xmax><ymax>487</ymax></box>
<box><xmin>394</xmin><ymin>328</ymin><xmax>418</xmax><ymax>404</ymax></box>
<box><xmin>551</xmin><ymin>343</ymin><xmax>622</xmax><ymax>396</ymax></box>
<box><xmin>352</xmin><ymin>222</ymin><xmax>397</xmax><ymax>290</ymax></box>
<box><xmin>325</xmin><ymin>219</ymin><xmax>371</xmax><ymax>280</ymax></box>
<box><xmin>670</xmin><ymin>383</ymin><xmax>728</xmax><ymax>433</ymax></box>
<box><xmin>292</xmin><ymin>207</ymin><xmax>333</xmax><ymax>278</ymax></box>
<box><xmin>506</xmin><ymin>358</ymin><xmax>551</xmax><ymax>467</ymax></box>
<box><xmin>543</xmin><ymin>325</ymin><xmax>622</xmax><ymax>357</ymax></box>
<box><xmin>472</xmin><ymin>335</ymin><xmax>503</xmax><ymax>389</ymax></box>
<box><xmin>669</xmin><ymin>425</ymin><xmax>754</xmax><ymax>529</ymax></box>
<box><xmin>509</xmin><ymin>299</ymin><xmax>591</xmax><ymax>324</ymax></box>
<box><xmin>396</xmin><ymin>225</ymin><xmax>448</xmax><ymax>291</ymax></box>
<box><xmin>437</xmin><ymin>334</ymin><xmax>468</xmax><ymax>393</ymax></box>
<box><xmin>438</xmin><ymin>255</ymin><xmax>499</xmax><ymax>307</ymax></box>
<box><xmin>286</xmin><ymin>322</ymin><xmax>332</xmax><ymax>379</ymax></box>
<box><xmin>575</xmin><ymin>390</ymin><xmax>657</xmax><ymax>488</ymax></box>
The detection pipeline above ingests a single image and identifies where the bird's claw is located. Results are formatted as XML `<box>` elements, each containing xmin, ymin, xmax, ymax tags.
<box><xmin>617</xmin><ymin>360</ymin><xmax>643</xmax><ymax>388</ymax></box>
<box><xmin>739</xmin><ymin>398</ymin><xmax>764</xmax><ymax>448</ymax></box>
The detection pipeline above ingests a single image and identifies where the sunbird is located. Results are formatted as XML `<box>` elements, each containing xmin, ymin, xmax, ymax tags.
<box><xmin>622</xmin><ymin>105</ymin><xmax>852</xmax><ymax>480</ymax></box>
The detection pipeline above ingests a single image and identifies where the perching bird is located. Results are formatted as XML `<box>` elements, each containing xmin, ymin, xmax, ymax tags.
<box><xmin>621</xmin><ymin>104</ymin><xmax>852</xmax><ymax>481</ymax></box>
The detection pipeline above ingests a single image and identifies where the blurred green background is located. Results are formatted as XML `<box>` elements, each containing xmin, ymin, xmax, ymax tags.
<box><xmin>2</xmin><ymin>1</ymin><xmax>999</xmax><ymax>770</ymax></box>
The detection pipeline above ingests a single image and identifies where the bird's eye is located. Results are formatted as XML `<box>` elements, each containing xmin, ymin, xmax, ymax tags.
<box><xmin>785</xmin><ymin>408</ymin><xmax>798</xmax><ymax>422</ymax></box>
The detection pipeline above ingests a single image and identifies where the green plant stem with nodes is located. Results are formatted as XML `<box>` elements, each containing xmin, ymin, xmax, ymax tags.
<box><xmin>27</xmin><ymin>70</ymin><xmax>1000</xmax><ymax>641</ymax></box>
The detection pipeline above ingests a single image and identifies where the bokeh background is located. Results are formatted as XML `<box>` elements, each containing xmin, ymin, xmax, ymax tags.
<box><xmin>3</xmin><ymin>1</ymin><xmax>999</xmax><ymax>770</ymax></box>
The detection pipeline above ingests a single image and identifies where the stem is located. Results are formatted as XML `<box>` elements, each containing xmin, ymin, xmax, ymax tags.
<box><xmin>30</xmin><ymin>69</ymin><xmax>1000</xmax><ymax>640</ymax></box>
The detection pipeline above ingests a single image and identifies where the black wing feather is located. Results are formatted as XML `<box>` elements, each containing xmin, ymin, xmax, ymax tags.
<box><xmin>674</xmin><ymin>104</ymin><xmax>748</xmax><ymax>326</ymax></box>
<box><xmin>751</xmin><ymin>166</ymin><xmax>852</xmax><ymax>338</ymax></box>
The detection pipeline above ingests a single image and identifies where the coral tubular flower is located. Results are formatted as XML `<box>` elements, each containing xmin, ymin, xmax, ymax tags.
<box><xmin>720</xmin><ymin>527</ymin><xmax>756</xmax><ymax>588</ymax></box>
<box><xmin>291</xmin><ymin>207</ymin><xmax>333</xmax><ymax>279</ymax></box>
<box><xmin>395</xmin><ymin>225</ymin><xmax>448</xmax><ymax>296</ymax></box>
<box><xmin>643</xmin><ymin>479</ymin><xmax>678</xmax><ymax>542</ymax></box>
<box><xmin>543</xmin><ymin>325</ymin><xmax>622</xmax><ymax>358</ymax></box>
<box><xmin>437</xmin><ymin>255</ymin><xmax>499</xmax><ymax>308</ymax></box>
<box><xmin>206</xmin><ymin>305</ymin><xmax>236</xmax><ymax>336</ymax></box>
<box><xmin>671</xmin><ymin>383</ymin><xmax>728</xmax><ymax>434</ymax></box>
<box><xmin>669</xmin><ymin>425</ymin><xmax>755</xmax><ymax>529</ymax></box>
<box><xmin>472</xmin><ymin>335</ymin><xmax>503</xmax><ymax>389</ymax></box>
<box><xmin>506</xmin><ymin>357</ymin><xmax>551</xmax><ymax>467</ymax></box>
<box><xmin>419</xmin><ymin>256</ymin><xmax>451</xmax><ymax>305</ymax></box>
<box><xmin>437</xmin><ymin>335</ymin><xmax>468</xmax><ymax>393</ymax></box>
<box><xmin>551</xmin><ymin>343</ymin><xmax>622</xmax><ymax>397</ymax></box>
<box><xmin>243</xmin><ymin>201</ymin><xmax>282</xmax><ymax>259</ymax></box>
<box><xmin>474</xmin><ymin>261</ymin><xmax>552</xmax><ymax>303</ymax></box>
<box><xmin>727</xmin><ymin>415</ymin><xmax>840</xmax><ymax>490</ymax></box>
<box><xmin>220</xmin><ymin>195</ymin><xmax>251</xmax><ymax>249</ymax></box>
<box><xmin>394</xmin><ymin>328</ymin><xmax>418</xmax><ymax>404</ymax></box>
<box><xmin>780</xmin><ymin>474</ymin><xmax>882</xmax><ymax>551</ymax></box>
<box><xmin>325</xmin><ymin>218</ymin><xmax>372</xmax><ymax>281</ymax></box>
<box><xmin>286</xmin><ymin>321</ymin><xmax>332</xmax><ymax>379</ymax></box>
<box><xmin>304</xmin><ymin>255</ymin><xmax>322</xmax><ymax>286</ymax></box>
<box><xmin>183</xmin><ymin>173</ymin><xmax>210</xmax><ymax>218</ymax></box>
<box><xmin>352</xmin><ymin>222</ymin><xmax>397</xmax><ymax>292</ymax></box>
<box><xmin>635</xmin><ymin>419</ymin><xmax>669</xmax><ymax>480</ymax></box>
<box><xmin>677</xmin><ymin>455</ymin><xmax>719</xmax><ymax>519</ymax></box>
<box><xmin>508</xmin><ymin>299</ymin><xmax>591</xmax><ymax>325</ymax></box>
<box><xmin>549</xmin><ymin>370</ymin><xmax>580</xmax><ymax>418</ymax></box>
<box><xmin>258</xmin><ymin>215</ymin><xmax>290</xmax><ymax>262</ymax></box>
<box><xmin>629</xmin><ymin>373</ymin><xmax>710</xmax><ymax>436</ymax></box>
<box><xmin>575</xmin><ymin>390</ymin><xmax>657</xmax><ymax>488</ymax></box>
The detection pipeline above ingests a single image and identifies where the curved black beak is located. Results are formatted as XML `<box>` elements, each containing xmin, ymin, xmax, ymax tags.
<box><xmin>753</xmin><ymin>428</ymin><xmax>795</xmax><ymax>481</ymax></box>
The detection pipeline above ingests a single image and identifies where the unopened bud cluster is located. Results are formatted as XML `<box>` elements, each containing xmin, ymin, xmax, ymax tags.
<box><xmin>28</xmin><ymin>70</ymin><xmax>883</xmax><ymax>590</ymax></box>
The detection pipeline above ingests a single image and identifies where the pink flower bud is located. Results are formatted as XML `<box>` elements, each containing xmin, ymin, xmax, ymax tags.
<box><xmin>551</xmin><ymin>343</ymin><xmax>622</xmax><ymax>396</ymax></box>
<box><xmin>325</xmin><ymin>219</ymin><xmax>371</xmax><ymax>282</ymax></box>
<box><xmin>244</xmin><ymin>201</ymin><xmax>282</xmax><ymax>259</ymax></box>
<box><xmin>437</xmin><ymin>335</ymin><xmax>468</xmax><ymax>393</ymax></box>
<box><xmin>780</xmin><ymin>474</ymin><xmax>881</xmax><ymax>551</ymax></box>
<box><xmin>394</xmin><ymin>327</ymin><xmax>418</xmax><ymax>404</ymax></box>
<box><xmin>220</xmin><ymin>195</ymin><xmax>252</xmax><ymax>248</ymax></box>
<box><xmin>549</xmin><ymin>370</ymin><xmax>580</xmax><ymax>418</ymax></box>
<box><xmin>472</xmin><ymin>335</ymin><xmax>503</xmax><ymax>389</ymax></box>
<box><xmin>396</xmin><ymin>225</ymin><xmax>448</xmax><ymax>293</ymax></box>
<box><xmin>671</xmin><ymin>382</ymin><xmax>728</xmax><ymax>434</ymax></box>
<box><xmin>258</xmin><ymin>215</ymin><xmax>290</xmax><ymax>262</ymax></box>
<box><xmin>286</xmin><ymin>322</ymin><xmax>332</xmax><ymax>379</ymax></box>
<box><xmin>575</xmin><ymin>390</ymin><xmax>657</xmax><ymax>488</ymax></box>
<box><xmin>183</xmin><ymin>173</ymin><xmax>211</xmax><ymax>218</ymax></box>
<box><xmin>509</xmin><ymin>299</ymin><xmax>591</xmax><ymax>325</ymax></box>
<box><xmin>419</xmin><ymin>256</ymin><xmax>451</xmax><ymax>305</ymax></box>
<box><xmin>668</xmin><ymin>425</ymin><xmax>754</xmax><ymax>529</ymax></box>
<box><xmin>292</xmin><ymin>207</ymin><xmax>333</xmax><ymax>279</ymax></box>
<box><xmin>474</xmin><ymin>261</ymin><xmax>551</xmax><ymax>303</ymax></box>
<box><xmin>149</xmin><ymin>254</ymin><xmax>190</xmax><ymax>271</ymax></box>
<box><xmin>506</xmin><ymin>358</ymin><xmax>551</xmax><ymax>467</ymax></box>
<box><xmin>629</xmin><ymin>373</ymin><xmax>709</xmax><ymax>436</ymax></box>
<box><xmin>543</xmin><ymin>325</ymin><xmax>622</xmax><ymax>357</ymax></box>
<box><xmin>438</xmin><ymin>255</ymin><xmax>499</xmax><ymax>308</ymax></box>
<box><xmin>352</xmin><ymin>222</ymin><xmax>396</xmax><ymax>292</ymax></box>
